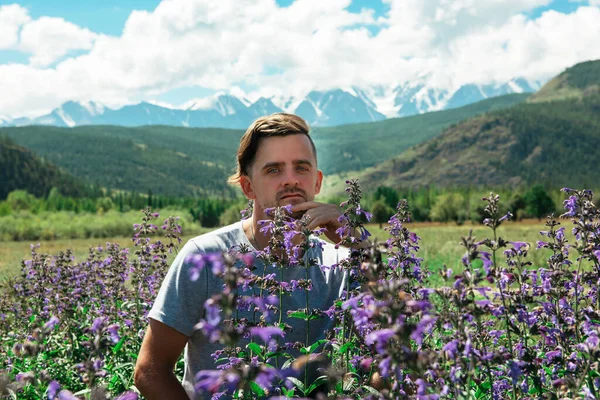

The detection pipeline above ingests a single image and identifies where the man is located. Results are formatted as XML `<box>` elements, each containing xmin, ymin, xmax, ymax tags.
<box><xmin>134</xmin><ymin>113</ymin><xmax>353</xmax><ymax>399</ymax></box>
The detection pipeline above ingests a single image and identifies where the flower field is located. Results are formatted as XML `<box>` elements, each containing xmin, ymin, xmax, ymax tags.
<box><xmin>1</xmin><ymin>182</ymin><xmax>599</xmax><ymax>399</ymax></box>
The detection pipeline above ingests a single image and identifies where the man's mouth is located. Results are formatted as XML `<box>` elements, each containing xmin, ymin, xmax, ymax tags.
<box><xmin>280</xmin><ymin>193</ymin><xmax>304</xmax><ymax>200</ymax></box>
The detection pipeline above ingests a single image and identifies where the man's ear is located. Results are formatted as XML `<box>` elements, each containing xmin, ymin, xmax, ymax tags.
<box><xmin>239</xmin><ymin>175</ymin><xmax>256</xmax><ymax>199</ymax></box>
<box><xmin>315</xmin><ymin>170</ymin><xmax>323</xmax><ymax>195</ymax></box>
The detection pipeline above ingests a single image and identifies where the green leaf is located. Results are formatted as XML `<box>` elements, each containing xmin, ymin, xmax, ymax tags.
<box><xmin>288</xmin><ymin>311</ymin><xmax>309</xmax><ymax>320</ymax></box>
<box><xmin>73</xmin><ymin>388</ymin><xmax>92</xmax><ymax>396</ymax></box>
<box><xmin>307</xmin><ymin>376</ymin><xmax>328</xmax><ymax>394</ymax></box>
<box><xmin>362</xmin><ymin>385</ymin><xmax>382</xmax><ymax>396</ymax></box>
<box><xmin>287</xmin><ymin>377</ymin><xmax>306</xmax><ymax>393</ymax></box>
<box><xmin>339</xmin><ymin>341</ymin><xmax>354</xmax><ymax>354</ymax></box>
<box><xmin>528</xmin><ymin>386</ymin><xmax>541</xmax><ymax>395</ymax></box>
<box><xmin>29</xmin><ymin>315</ymin><xmax>36</xmax><ymax>323</ymax></box>
<box><xmin>309</xmin><ymin>340</ymin><xmax>327</xmax><ymax>353</ymax></box>
<box><xmin>112</xmin><ymin>337</ymin><xmax>126</xmax><ymax>354</ymax></box>
<box><xmin>247</xmin><ymin>342</ymin><xmax>263</xmax><ymax>357</ymax></box>
<box><xmin>248</xmin><ymin>381</ymin><xmax>265</xmax><ymax>396</ymax></box>
<box><xmin>265</xmin><ymin>351</ymin><xmax>288</xmax><ymax>359</ymax></box>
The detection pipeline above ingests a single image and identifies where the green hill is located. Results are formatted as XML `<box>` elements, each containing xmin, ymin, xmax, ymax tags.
<box><xmin>528</xmin><ymin>59</ymin><xmax>600</xmax><ymax>103</ymax></box>
<box><xmin>0</xmin><ymin>94</ymin><xmax>528</xmax><ymax>196</ymax></box>
<box><xmin>312</xmin><ymin>93</ymin><xmax>530</xmax><ymax>175</ymax></box>
<box><xmin>327</xmin><ymin>85</ymin><xmax>600</xmax><ymax>195</ymax></box>
<box><xmin>0</xmin><ymin>136</ymin><xmax>89</xmax><ymax>199</ymax></box>
<box><xmin>0</xmin><ymin>125</ymin><xmax>244</xmax><ymax>197</ymax></box>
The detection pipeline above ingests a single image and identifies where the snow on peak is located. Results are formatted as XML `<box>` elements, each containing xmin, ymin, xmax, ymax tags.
<box><xmin>185</xmin><ymin>92</ymin><xmax>245</xmax><ymax>115</ymax></box>
<box><xmin>57</xmin><ymin>107</ymin><xmax>76</xmax><ymax>127</ymax></box>
<box><xmin>77</xmin><ymin>101</ymin><xmax>105</xmax><ymax>116</ymax></box>
<box><xmin>507</xmin><ymin>80</ymin><xmax>524</xmax><ymax>93</ymax></box>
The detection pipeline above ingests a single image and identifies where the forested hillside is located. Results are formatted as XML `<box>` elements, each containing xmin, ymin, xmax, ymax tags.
<box><xmin>331</xmin><ymin>92</ymin><xmax>600</xmax><ymax>193</ymax></box>
<box><xmin>0</xmin><ymin>94</ymin><xmax>528</xmax><ymax>196</ymax></box>
<box><xmin>0</xmin><ymin>136</ymin><xmax>91</xmax><ymax>199</ymax></box>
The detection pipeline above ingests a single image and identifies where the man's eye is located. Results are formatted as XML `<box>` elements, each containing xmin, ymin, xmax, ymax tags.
<box><xmin>297</xmin><ymin>166</ymin><xmax>308</xmax><ymax>171</ymax></box>
<box><xmin>267</xmin><ymin>168</ymin><xmax>279</xmax><ymax>174</ymax></box>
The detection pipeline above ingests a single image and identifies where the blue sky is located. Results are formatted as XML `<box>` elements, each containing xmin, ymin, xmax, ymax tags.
<box><xmin>1</xmin><ymin>0</ymin><xmax>599</xmax><ymax>118</ymax></box>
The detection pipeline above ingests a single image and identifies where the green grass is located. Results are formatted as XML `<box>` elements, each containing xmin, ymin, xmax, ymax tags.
<box><xmin>0</xmin><ymin>208</ymin><xmax>205</xmax><ymax>242</ymax></box>
<box><xmin>0</xmin><ymin>233</ymin><xmax>207</xmax><ymax>280</ymax></box>
<box><xmin>1</xmin><ymin>220</ymin><xmax>565</xmax><ymax>285</ymax></box>
<box><xmin>367</xmin><ymin>220</ymin><xmax>561</xmax><ymax>286</ymax></box>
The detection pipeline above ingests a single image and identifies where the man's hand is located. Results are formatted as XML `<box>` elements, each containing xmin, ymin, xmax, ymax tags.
<box><xmin>290</xmin><ymin>201</ymin><xmax>344</xmax><ymax>244</ymax></box>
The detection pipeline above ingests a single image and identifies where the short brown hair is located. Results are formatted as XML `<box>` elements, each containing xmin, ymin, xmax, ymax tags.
<box><xmin>227</xmin><ymin>113</ymin><xmax>317</xmax><ymax>185</ymax></box>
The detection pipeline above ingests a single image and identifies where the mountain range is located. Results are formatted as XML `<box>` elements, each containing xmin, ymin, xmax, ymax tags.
<box><xmin>0</xmin><ymin>78</ymin><xmax>541</xmax><ymax>129</ymax></box>
<box><xmin>2</xmin><ymin>59</ymin><xmax>596</xmax><ymax>199</ymax></box>
<box><xmin>322</xmin><ymin>59</ymin><xmax>600</xmax><ymax>195</ymax></box>
<box><xmin>0</xmin><ymin>93</ymin><xmax>529</xmax><ymax>197</ymax></box>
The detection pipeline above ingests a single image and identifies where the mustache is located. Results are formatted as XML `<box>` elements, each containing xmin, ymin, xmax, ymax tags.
<box><xmin>277</xmin><ymin>188</ymin><xmax>307</xmax><ymax>200</ymax></box>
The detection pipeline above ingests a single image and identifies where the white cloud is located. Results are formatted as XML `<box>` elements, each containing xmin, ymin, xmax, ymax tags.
<box><xmin>0</xmin><ymin>0</ymin><xmax>599</xmax><ymax>118</ymax></box>
<box><xmin>19</xmin><ymin>16</ymin><xmax>100</xmax><ymax>67</ymax></box>
<box><xmin>0</xmin><ymin>4</ymin><xmax>30</xmax><ymax>49</ymax></box>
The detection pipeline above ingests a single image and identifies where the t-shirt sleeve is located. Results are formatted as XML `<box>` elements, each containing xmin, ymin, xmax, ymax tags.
<box><xmin>148</xmin><ymin>239</ymin><xmax>210</xmax><ymax>337</ymax></box>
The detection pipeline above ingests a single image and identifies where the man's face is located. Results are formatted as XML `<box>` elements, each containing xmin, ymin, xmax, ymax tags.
<box><xmin>240</xmin><ymin>134</ymin><xmax>323</xmax><ymax>218</ymax></box>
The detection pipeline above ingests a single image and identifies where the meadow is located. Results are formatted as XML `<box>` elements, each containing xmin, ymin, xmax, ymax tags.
<box><xmin>1</xmin><ymin>186</ymin><xmax>598</xmax><ymax>400</ymax></box>
<box><xmin>1</xmin><ymin>220</ymin><xmax>551</xmax><ymax>282</ymax></box>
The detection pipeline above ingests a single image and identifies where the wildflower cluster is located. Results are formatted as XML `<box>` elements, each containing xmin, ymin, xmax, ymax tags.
<box><xmin>0</xmin><ymin>208</ymin><xmax>182</xmax><ymax>399</ymax></box>
<box><xmin>2</xmin><ymin>185</ymin><xmax>600</xmax><ymax>399</ymax></box>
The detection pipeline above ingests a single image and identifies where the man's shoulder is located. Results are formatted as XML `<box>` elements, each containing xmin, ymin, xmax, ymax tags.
<box><xmin>185</xmin><ymin>221</ymin><xmax>246</xmax><ymax>253</ymax></box>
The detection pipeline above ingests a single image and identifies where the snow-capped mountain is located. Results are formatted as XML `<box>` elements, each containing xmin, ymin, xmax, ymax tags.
<box><xmin>28</xmin><ymin>101</ymin><xmax>107</xmax><ymax>127</ymax></box>
<box><xmin>0</xmin><ymin>115</ymin><xmax>11</xmax><ymax>127</ymax></box>
<box><xmin>1</xmin><ymin>78</ymin><xmax>543</xmax><ymax>129</ymax></box>
<box><xmin>293</xmin><ymin>89</ymin><xmax>386</xmax><ymax>126</ymax></box>
<box><xmin>391</xmin><ymin>77</ymin><xmax>542</xmax><ymax>117</ymax></box>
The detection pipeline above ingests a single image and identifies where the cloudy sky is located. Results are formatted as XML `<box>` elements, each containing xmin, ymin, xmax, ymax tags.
<box><xmin>1</xmin><ymin>0</ymin><xmax>599</xmax><ymax>118</ymax></box>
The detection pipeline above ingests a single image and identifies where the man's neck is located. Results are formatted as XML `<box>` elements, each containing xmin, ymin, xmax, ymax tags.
<box><xmin>244</xmin><ymin>216</ymin><xmax>268</xmax><ymax>250</ymax></box>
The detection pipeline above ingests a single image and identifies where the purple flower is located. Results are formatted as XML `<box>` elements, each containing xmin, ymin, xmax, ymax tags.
<box><xmin>91</xmin><ymin>317</ymin><xmax>105</xmax><ymax>333</ymax></box>
<box><xmin>410</xmin><ymin>315</ymin><xmax>436</xmax><ymax>346</ymax></box>
<box><xmin>563</xmin><ymin>195</ymin><xmax>578</xmax><ymax>217</ymax></box>
<box><xmin>107</xmin><ymin>324</ymin><xmax>120</xmax><ymax>343</ymax></box>
<box><xmin>379</xmin><ymin>356</ymin><xmax>392</xmax><ymax>378</ymax></box>
<box><xmin>255</xmin><ymin>368</ymin><xmax>279</xmax><ymax>389</ymax></box>
<box><xmin>250</xmin><ymin>326</ymin><xmax>284</xmax><ymax>342</ymax></box>
<box><xmin>44</xmin><ymin>316</ymin><xmax>60</xmax><ymax>331</ymax></box>
<box><xmin>115</xmin><ymin>392</ymin><xmax>138</xmax><ymax>400</ymax></box>
<box><xmin>510</xmin><ymin>241</ymin><xmax>529</xmax><ymax>252</ymax></box>
<box><xmin>479</xmin><ymin>252</ymin><xmax>493</xmax><ymax>273</ymax></box>
<box><xmin>508</xmin><ymin>360</ymin><xmax>525</xmax><ymax>384</ymax></box>
<box><xmin>499</xmin><ymin>211</ymin><xmax>513</xmax><ymax>222</ymax></box>
<box><xmin>443</xmin><ymin>340</ymin><xmax>459</xmax><ymax>358</ymax></box>
<box><xmin>16</xmin><ymin>371</ymin><xmax>35</xmax><ymax>383</ymax></box>
<box><xmin>195</xmin><ymin>370</ymin><xmax>224</xmax><ymax>393</ymax></box>
<box><xmin>545</xmin><ymin>349</ymin><xmax>562</xmax><ymax>363</ymax></box>
<box><xmin>57</xmin><ymin>391</ymin><xmax>79</xmax><ymax>400</ymax></box>
<box><xmin>47</xmin><ymin>380</ymin><xmax>61</xmax><ymax>399</ymax></box>
<box><xmin>365</xmin><ymin>328</ymin><xmax>396</xmax><ymax>354</ymax></box>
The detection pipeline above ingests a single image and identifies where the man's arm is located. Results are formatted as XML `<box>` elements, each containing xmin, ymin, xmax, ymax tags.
<box><xmin>134</xmin><ymin>318</ymin><xmax>190</xmax><ymax>400</ymax></box>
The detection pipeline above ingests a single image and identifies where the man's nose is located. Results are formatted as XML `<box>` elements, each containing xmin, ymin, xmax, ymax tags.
<box><xmin>282</xmin><ymin>169</ymin><xmax>299</xmax><ymax>187</ymax></box>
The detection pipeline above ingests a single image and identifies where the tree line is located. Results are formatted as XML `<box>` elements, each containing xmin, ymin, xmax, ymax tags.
<box><xmin>0</xmin><ymin>182</ymin><xmax>586</xmax><ymax>235</ymax></box>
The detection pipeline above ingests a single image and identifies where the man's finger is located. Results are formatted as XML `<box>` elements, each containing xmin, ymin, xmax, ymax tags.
<box><xmin>290</xmin><ymin>201</ymin><xmax>321</xmax><ymax>212</ymax></box>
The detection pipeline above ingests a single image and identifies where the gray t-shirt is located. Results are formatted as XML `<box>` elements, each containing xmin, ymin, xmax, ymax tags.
<box><xmin>148</xmin><ymin>221</ymin><xmax>348</xmax><ymax>399</ymax></box>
